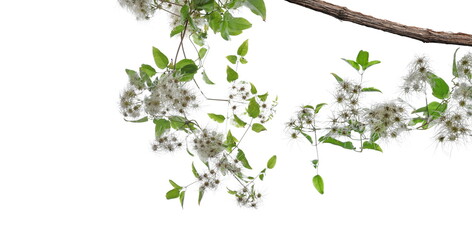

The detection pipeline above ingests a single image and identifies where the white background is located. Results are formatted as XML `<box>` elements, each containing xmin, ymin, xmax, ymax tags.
<box><xmin>1</xmin><ymin>0</ymin><xmax>472</xmax><ymax>239</ymax></box>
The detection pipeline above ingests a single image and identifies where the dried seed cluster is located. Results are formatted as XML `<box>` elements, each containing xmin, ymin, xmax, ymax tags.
<box><xmin>151</xmin><ymin>133</ymin><xmax>183</xmax><ymax>152</ymax></box>
<box><xmin>364</xmin><ymin>102</ymin><xmax>408</xmax><ymax>139</ymax></box>
<box><xmin>401</xmin><ymin>56</ymin><xmax>431</xmax><ymax>94</ymax></box>
<box><xmin>197</xmin><ymin>169</ymin><xmax>220</xmax><ymax>191</ymax></box>
<box><xmin>235</xmin><ymin>186</ymin><xmax>262</xmax><ymax>209</ymax></box>
<box><xmin>119</xmin><ymin>85</ymin><xmax>142</xmax><ymax>119</ymax></box>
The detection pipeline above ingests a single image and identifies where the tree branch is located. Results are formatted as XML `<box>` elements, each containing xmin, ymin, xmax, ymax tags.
<box><xmin>286</xmin><ymin>0</ymin><xmax>472</xmax><ymax>47</ymax></box>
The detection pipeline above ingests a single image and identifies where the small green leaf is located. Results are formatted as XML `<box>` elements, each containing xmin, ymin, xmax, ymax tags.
<box><xmin>427</xmin><ymin>73</ymin><xmax>449</xmax><ymax>99</ymax></box>
<box><xmin>154</xmin><ymin>119</ymin><xmax>171</xmax><ymax>137</ymax></box>
<box><xmin>244</xmin><ymin>0</ymin><xmax>266</xmax><ymax>20</ymax></box>
<box><xmin>169</xmin><ymin>116</ymin><xmax>189</xmax><ymax>130</ymax></box>
<box><xmin>166</xmin><ymin>188</ymin><xmax>180</xmax><ymax>199</ymax></box>
<box><xmin>361</xmin><ymin>87</ymin><xmax>382</xmax><ymax>93</ymax></box>
<box><xmin>191</xmin><ymin>162</ymin><xmax>199</xmax><ymax>178</ymax></box>
<box><xmin>236</xmin><ymin>149</ymin><xmax>252</xmax><ymax>169</ymax></box>
<box><xmin>313</xmin><ymin>175</ymin><xmax>324</xmax><ymax>194</ymax></box>
<box><xmin>314</xmin><ymin>103</ymin><xmax>327</xmax><ymax>114</ymax></box>
<box><xmin>331</xmin><ymin>73</ymin><xmax>344</xmax><ymax>83</ymax></box>
<box><xmin>198</xmin><ymin>47</ymin><xmax>208</xmax><ymax>59</ymax></box>
<box><xmin>233</xmin><ymin>115</ymin><xmax>247</xmax><ymax>128</ymax></box>
<box><xmin>251</xmin><ymin>123</ymin><xmax>266</xmax><ymax>132</ymax></box>
<box><xmin>356</xmin><ymin>50</ymin><xmax>369</xmax><ymax>68</ymax></box>
<box><xmin>226</xmin><ymin>66</ymin><xmax>239</xmax><ymax>82</ymax></box>
<box><xmin>267</xmin><ymin>155</ymin><xmax>277</xmax><ymax>169</ymax></box>
<box><xmin>179</xmin><ymin>191</ymin><xmax>185</xmax><ymax>208</ymax></box>
<box><xmin>180</xmin><ymin>4</ymin><xmax>190</xmax><ymax>21</ymax></box>
<box><xmin>301</xmin><ymin>132</ymin><xmax>313</xmax><ymax>144</ymax></box>
<box><xmin>237</xmin><ymin>39</ymin><xmax>249</xmax><ymax>56</ymax></box>
<box><xmin>228</xmin><ymin>18</ymin><xmax>252</xmax><ymax>35</ymax></box>
<box><xmin>342</xmin><ymin>58</ymin><xmax>360</xmax><ymax>71</ymax></box>
<box><xmin>412</xmin><ymin>101</ymin><xmax>447</xmax><ymax>119</ymax></box>
<box><xmin>152</xmin><ymin>47</ymin><xmax>169</xmax><ymax>69</ymax></box>
<box><xmin>319</xmin><ymin>136</ymin><xmax>355</xmax><ymax>150</ymax></box>
<box><xmin>202</xmin><ymin>71</ymin><xmax>215</xmax><ymax>85</ymax></box>
<box><xmin>140</xmin><ymin>64</ymin><xmax>156</xmax><ymax>77</ymax></box>
<box><xmin>240</xmin><ymin>57</ymin><xmax>248</xmax><ymax>64</ymax></box>
<box><xmin>226</xmin><ymin>55</ymin><xmax>238</xmax><ymax>64</ymax></box>
<box><xmin>250</xmin><ymin>82</ymin><xmax>257</xmax><ymax>94</ymax></box>
<box><xmin>362</xmin><ymin>141</ymin><xmax>383</xmax><ymax>152</ymax></box>
<box><xmin>370</xmin><ymin>132</ymin><xmax>381</xmax><ymax>142</ymax></box>
<box><xmin>125</xmin><ymin>116</ymin><xmax>148</xmax><ymax>123</ymax></box>
<box><xmin>169</xmin><ymin>180</ymin><xmax>182</xmax><ymax>190</ymax></box>
<box><xmin>453</xmin><ymin>48</ymin><xmax>460</xmax><ymax>77</ymax></box>
<box><xmin>170</xmin><ymin>25</ymin><xmax>184</xmax><ymax>37</ymax></box>
<box><xmin>312</xmin><ymin>160</ymin><xmax>319</xmax><ymax>168</ymax></box>
<box><xmin>224</xmin><ymin>130</ymin><xmax>238</xmax><ymax>151</ymax></box>
<box><xmin>198</xmin><ymin>188</ymin><xmax>204</xmax><ymax>205</ymax></box>
<box><xmin>258</xmin><ymin>92</ymin><xmax>268</xmax><ymax>101</ymax></box>
<box><xmin>364</xmin><ymin>60</ymin><xmax>381</xmax><ymax>70</ymax></box>
<box><xmin>208</xmin><ymin>113</ymin><xmax>225</xmax><ymax>123</ymax></box>
<box><xmin>247</xmin><ymin>98</ymin><xmax>260</xmax><ymax>118</ymax></box>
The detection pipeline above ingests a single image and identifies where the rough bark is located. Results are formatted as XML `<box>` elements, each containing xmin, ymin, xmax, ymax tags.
<box><xmin>286</xmin><ymin>0</ymin><xmax>472</xmax><ymax>47</ymax></box>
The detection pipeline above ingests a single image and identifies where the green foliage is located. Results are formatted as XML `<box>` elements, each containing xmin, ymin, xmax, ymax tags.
<box><xmin>247</xmin><ymin>98</ymin><xmax>261</xmax><ymax>118</ymax></box>
<box><xmin>267</xmin><ymin>155</ymin><xmax>277</xmax><ymax>169</ymax></box>
<box><xmin>152</xmin><ymin>47</ymin><xmax>168</xmax><ymax>69</ymax></box>
<box><xmin>251</xmin><ymin>123</ymin><xmax>266</xmax><ymax>132</ymax></box>
<box><xmin>208</xmin><ymin>113</ymin><xmax>225</xmax><ymax>123</ymax></box>
<box><xmin>312</xmin><ymin>175</ymin><xmax>324</xmax><ymax>194</ymax></box>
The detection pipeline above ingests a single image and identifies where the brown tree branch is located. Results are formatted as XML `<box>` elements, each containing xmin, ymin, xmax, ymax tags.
<box><xmin>286</xmin><ymin>0</ymin><xmax>472</xmax><ymax>47</ymax></box>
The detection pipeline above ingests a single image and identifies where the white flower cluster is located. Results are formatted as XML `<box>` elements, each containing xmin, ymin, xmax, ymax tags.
<box><xmin>435</xmin><ymin>113</ymin><xmax>471</xmax><ymax>143</ymax></box>
<box><xmin>235</xmin><ymin>186</ymin><xmax>262</xmax><ymax>208</ymax></box>
<box><xmin>229</xmin><ymin>81</ymin><xmax>276</xmax><ymax>123</ymax></box>
<box><xmin>457</xmin><ymin>53</ymin><xmax>472</xmax><ymax>80</ymax></box>
<box><xmin>118</xmin><ymin>0</ymin><xmax>155</xmax><ymax>20</ymax></box>
<box><xmin>197</xmin><ymin>169</ymin><xmax>220</xmax><ymax>191</ymax></box>
<box><xmin>215</xmin><ymin>157</ymin><xmax>242</xmax><ymax>176</ymax></box>
<box><xmin>364</xmin><ymin>102</ymin><xmax>408</xmax><ymax>138</ymax></box>
<box><xmin>193</xmin><ymin>129</ymin><xmax>225</xmax><ymax>160</ymax></box>
<box><xmin>119</xmin><ymin>85</ymin><xmax>142</xmax><ymax>118</ymax></box>
<box><xmin>151</xmin><ymin>133</ymin><xmax>183</xmax><ymax>152</ymax></box>
<box><xmin>402</xmin><ymin>56</ymin><xmax>431</xmax><ymax>94</ymax></box>
<box><xmin>144</xmin><ymin>73</ymin><xmax>198</xmax><ymax>117</ymax></box>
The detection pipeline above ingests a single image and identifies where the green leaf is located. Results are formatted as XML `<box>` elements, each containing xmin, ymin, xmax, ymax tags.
<box><xmin>169</xmin><ymin>116</ymin><xmax>192</xmax><ymax>130</ymax></box>
<box><xmin>301</xmin><ymin>132</ymin><xmax>313</xmax><ymax>144</ymax></box>
<box><xmin>224</xmin><ymin>130</ymin><xmax>238</xmax><ymax>150</ymax></box>
<box><xmin>166</xmin><ymin>188</ymin><xmax>180</xmax><ymax>199</ymax></box>
<box><xmin>361</xmin><ymin>87</ymin><xmax>382</xmax><ymax>93</ymax></box>
<box><xmin>191</xmin><ymin>162</ymin><xmax>199</xmax><ymax>178</ymax></box>
<box><xmin>370</xmin><ymin>132</ymin><xmax>381</xmax><ymax>142</ymax></box>
<box><xmin>331</xmin><ymin>73</ymin><xmax>344</xmax><ymax>83</ymax></box>
<box><xmin>233</xmin><ymin>115</ymin><xmax>247</xmax><ymax>128</ymax></box>
<box><xmin>251</xmin><ymin>123</ymin><xmax>266</xmax><ymax>132</ymax></box>
<box><xmin>247</xmin><ymin>98</ymin><xmax>260</xmax><ymax>118</ymax></box>
<box><xmin>226</xmin><ymin>66</ymin><xmax>239</xmax><ymax>82</ymax></box>
<box><xmin>244</xmin><ymin>0</ymin><xmax>266</xmax><ymax>20</ymax></box>
<box><xmin>228</xmin><ymin>17</ymin><xmax>252</xmax><ymax>34</ymax></box>
<box><xmin>362</xmin><ymin>141</ymin><xmax>383</xmax><ymax>152</ymax></box>
<box><xmin>427</xmin><ymin>73</ymin><xmax>449</xmax><ymax>99</ymax></box>
<box><xmin>125</xmin><ymin>116</ymin><xmax>148</xmax><ymax>123</ymax></box>
<box><xmin>170</xmin><ymin>25</ymin><xmax>184</xmax><ymax>37</ymax></box>
<box><xmin>453</xmin><ymin>48</ymin><xmax>460</xmax><ymax>77</ymax></box>
<box><xmin>208</xmin><ymin>11</ymin><xmax>222</xmax><ymax>33</ymax></box>
<box><xmin>226</xmin><ymin>55</ymin><xmax>238</xmax><ymax>64</ymax></box>
<box><xmin>180</xmin><ymin>4</ymin><xmax>190</xmax><ymax>21</ymax></box>
<box><xmin>179</xmin><ymin>191</ymin><xmax>185</xmax><ymax>208</ymax></box>
<box><xmin>208</xmin><ymin>113</ymin><xmax>225</xmax><ymax>123</ymax></box>
<box><xmin>365</xmin><ymin>60</ymin><xmax>381</xmax><ymax>70</ymax></box>
<box><xmin>250</xmin><ymin>82</ymin><xmax>257</xmax><ymax>94</ymax></box>
<box><xmin>140</xmin><ymin>64</ymin><xmax>156</xmax><ymax>77</ymax></box>
<box><xmin>240</xmin><ymin>57</ymin><xmax>248</xmax><ymax>64</ymax></box>
<box><xmin>237</xmin><ymin>39</ymin><xmax>249</xmax><ymax>56</ymax></box>
<box><xmin>356</xmin><ymin>50</ymin><xmax>369</xmax><ymax>68</ymax></box>
<box><xmin>198</xmin><ymin>188</ymin><xmax>204</xmax><ymax>205</ymax></box>
<box><xmin>312</xmin><ymin>160</ymin><xmax>319</xmax><ymax>168</ymax></box>
<box><xmin>202</xmin><ymin>71</ymin><xmax>215</xmax><ymax>85</ymax></box>
<box><xmin>314</xmin><ymin>103</ymin><xmax>327</xmax><ymax>114</ymax></box>
<box><xmin>154</xmin><ymin>119</ymin><xmax>171</xmax><ymax>137</ymax></box>
<box><xmin>312</xmin><ymin>175</ymin><xmax>324</xmax><ymax>194</ymax></box>
<box><xmin>236</xmin><ymin>149</ymin><xmax>252</xmax><ymax>169</ymax></box>
<box><xmin>198</xmin><ymin>48</ymin><xmax>208</xmax><ymax>59</ymax></box>
<box><xmin>258</xmin><ymin>92</ymin><xmax>268</xmax><ymax>101</ymax></box>
<box><xmin>412</xmin><ymin>101</ymin><xmax>447</xmax><ymax>119</ymax></box>
<box><xmin>169</xmin><ymin>180</ymin><xmax>182</xmax><ymax>190</ymax></box>
<box><xmin>176</xmin><ymin>59</ymin><xmax>198</xmax><ymax>74</ymax></box>
<box><xmin>267</xmin><ymin>155</ymin><xmax>277</xmax><ymax>169</ymax></box>
<box><xmin>342</xmin><ymin>58</ymin><xmax>360</xmax><ymax>71</ymax></box>
<box><xmin>152</xmin><ymin>47</ymin><xmax>169</xmax><ymax>69</ymax></box>
<box><xmin>319</xmin><ymin>136</ymin><xmax>355</xmax><ymax>150</ymax></box>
